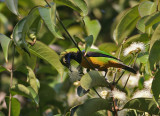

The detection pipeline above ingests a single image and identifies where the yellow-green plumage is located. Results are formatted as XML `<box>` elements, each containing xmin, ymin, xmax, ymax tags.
<box><xmin>60</xmin><ymin>48</ymin><xmax>136</xmax><ymax>74</ymax></box>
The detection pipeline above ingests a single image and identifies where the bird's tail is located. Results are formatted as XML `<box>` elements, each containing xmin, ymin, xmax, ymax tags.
<box><xmin>122</xmin><ymin>65</ymin><xmax>136</xmax><ymax>74</ymax></box>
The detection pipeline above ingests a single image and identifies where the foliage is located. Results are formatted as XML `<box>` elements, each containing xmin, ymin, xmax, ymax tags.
<box><xmin>1</xmin><ymin>0</ymin><xmax>160</xmax><ymax>116</ymax></box>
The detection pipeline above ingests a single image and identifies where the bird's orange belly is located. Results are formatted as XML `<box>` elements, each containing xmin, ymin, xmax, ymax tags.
<box><xmin>80</xmin><ymin>57</ymin><xmax>124</xmax><ymax>71</ymax></box>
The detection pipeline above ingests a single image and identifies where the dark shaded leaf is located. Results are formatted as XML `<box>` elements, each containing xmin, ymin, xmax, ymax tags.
<box><xmin>77</xmin><ymin>86</ymin><xmax>89</xmax><ymax>97</ymax></box>
<box><xmin>152</xmin><ymin>70</ymin><xmax>160</xmax><ymax>102</ymax></box>
<box><xmin>5</xmin><ymin>96</ymin><xmax>20</xmax><ymax>116</ymax></box>
<box><xmin>28</xmin><ymin>41</ymin><xmax>64</xmax><ymax>77</ymax></box>
<box><xmin>123</xmin><ymin>98</ymin><xmax>160</xmax><ymax>115</ymax></box>
<box><xmin>149</xmin><ymin>40</ymin><xmax>160</xmax><ymax>70</ymax></box>
<box><xmin>80</xmin><ymin>71</ymin><xmax>108</xmax><ymax>90</ymax></box>
<box><xmin>85</xmin><ymin>35</ymin><xmax>93</xmax><ymax>52</ymax></box>
<box><xmin>72</xmin><ymin>98</ymin><xmax>112</xmax><ymax>116</ymax></box>
<box><xmin>0</xmin><ymin>34</ymin><xmax>11</xmax><ymax>62</ymax></box>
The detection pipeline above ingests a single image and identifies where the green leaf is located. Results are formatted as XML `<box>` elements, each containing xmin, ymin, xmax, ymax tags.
<box><xmin>0</xmin><ymin>34</ymin><xmax>11</xmax><ymax>62</ymax></box>
<box><xmin>71</xmin><ymin>0</ymin><xmax>88</xmax><ymax>16</ymax></box>
<box><xmin>113</xmin><ymin>5</ymin><xmax>140</xmax><ymax>44</ymax></box>
<box><xmin>123</xmin><ymin>98</ymin><xmax>160</xmax><ymax>115</ymax></box>
<box><xmin>5</xmin><ymin>96</ymin><xmax>20</xmax><ymax>116</ymax></box>
<box><xmin>84</xmin><ymin>16</ymin><xmax>101</xmax><ymax>44</ymax></box>
<box><xmin>38</xmin><ymin>5</ymin><xmax>63</xmax><ymax>39</ymax></box>
<box><xmin>53</xmin><ymin>0</ymin><xmax>87</xmax><ymax>16</ymax></box>
<box><xmin>0</xmin><ymin>65</ymin><xmax>7</xmax><ymax>72</ymax></box>
<box><xmin>149</xmin><ymin>40</ymin><xmax>160</xmax><ymax>70</ymax></box>
<box><xmin>80</xmin><ymin>71</ymin><xmax>108</xmax><ymax>90</ymax></box>
<box><xmin>98</xmin><ymin>42</ymin><xmax>118</xmax><ymax>53</ymax></box>
<box><xmin>152</xmin><ymin>70</ymin><xmax>160</xmax><ymax>102</ymax></box>
<box><xmin>149</xmin><ymin>24</ymin><xmax>160</xmax><ymax>51</ymax></box>
<box><xmin>85</xmin><ymin>35</ymin><xmax>93</xmax><ymax>52</ymax></box>
<box><xmin>138</xmin><ymin>1</ymin><xmax>156</xmax><ymax>17</ymax></box>
<box><xmin>5</xmin><ymin>0</ymin><xmax>19</xmax><ymax>15</ymax></box>
<box><xmin>13</xmin><ymin>18</ymin><xmax>27</xmax><ymax>50</ymax></box>
<box><xmin>72</xmin><ymin>98</ymin><xmax>112</xmax><ymax>116</ymax></box>
<box><xmin>28</xmin><ymin>41</ymin><xmax>64</xmax><ymax>77</ymax></box>
<box><xmin>21</xmin><ymin>7</ymin><xmax>40</xmax><ymax>54</ymax></box>
<box><xmin>136</xmin><ymin>16</ymin><xmax>148</xmax><ymax>33</ymax></box>
<box><xmin>145</xmin><ymin>11</ymin><xmax>160</xmax><ymax>29</ymax></box>
<box><xmin>27</xmin><ymin>66</ymin><xmax>40</xmax><ymax>93</ymax></box>
<box><xmin>11</xmin><ymin>84</ymin><xmax>39</xmax><ymax>105</ymax></box>
<box><xmin>137</xmin><ymin>52</ymin><xmax>149</xmax><ymax>64</ymax></box>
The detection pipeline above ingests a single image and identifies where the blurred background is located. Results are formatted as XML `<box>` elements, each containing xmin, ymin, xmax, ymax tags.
<box><xmin>0</xmin><ymin>0</ymin><xmax>139</xmax><ymax>115</ymax></box>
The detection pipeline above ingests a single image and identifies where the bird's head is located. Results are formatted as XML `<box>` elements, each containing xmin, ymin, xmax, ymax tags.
<box><xmin>60</xmin><ymin>49</ymin><xmax>82</xmax><ymax>70</ymax></box>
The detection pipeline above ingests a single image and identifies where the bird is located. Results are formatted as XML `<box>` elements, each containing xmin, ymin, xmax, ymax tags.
<box><xmin>60</xmin><ymin>48</ymin><xmax>136</xmax><ymax>74</ymax></box>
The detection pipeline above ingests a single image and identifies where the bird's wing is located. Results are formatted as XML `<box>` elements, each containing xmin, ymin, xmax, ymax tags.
<box><xmin>86</xmin><ymin>49</ymin><xmax>121</xmax><ymax>61</ymax></box>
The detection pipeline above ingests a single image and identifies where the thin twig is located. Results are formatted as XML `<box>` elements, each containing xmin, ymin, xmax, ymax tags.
<box><xmin>56</xmin><ymin>13</ymin><xmax>102</xmax><ymax>98</ymax></box>
<box><xmin>8</xmin><ymin>45</ymin><xmax>15</xmax><ymax>116</ymax></box>
<box><xmin>44</xmin><ymin>0</ymin><xmax>51</xmax><ymax>7</ymax></box>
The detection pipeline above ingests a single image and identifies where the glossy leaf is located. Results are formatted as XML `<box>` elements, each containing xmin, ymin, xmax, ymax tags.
<box><xmin>149</xmin><ymin>24</ymin><xmax>160</xmax><ymax>51</ymax></box>
<box><xmin>0</xmin><ymin>65</ymin><xmax>7</xmax><ymax>72</ymax></box>
<box><xmin>0</xmin><ymin>34</ymin><xmax>11</xmax><ymax>62</ymax></box>
<box><xmin>123</xmin><ymin>98</ymin><xmax>160</xmax><ymax>115</ymax></box>
<box><xmin>5</xmin><ymin>96</ymin><xmax>20</xmax><ymax>116</ymax></box>
<box><xmin>145</xmin><ymin>11</ymin><xmax>160</xmax><ymax>29</ymax></box>
<box><xmin>27</xmin><ymin>66</ymin><xmax>40</xmax><ymax>93</ymax></box>
<box><xmin>11</xmin><ymin>84</ymin><xmax>39</xmax><ymax>105</ymax></box>
<box><xmin>53</xmin><ymin>0</ymin><xmax>87</xmax><ymax>16</ymax></box>
<box><xmin>72</xmin><ymin>98</ymin><xmax>112</xmax><ymax>116</ymax></box>
<box><xmin>84</xmin><ymin>16</ymin><xmax>101</xmax><ymax>43</ymax></box>
<box><xmin>80</xmin><ymin>71</ymin><xmax>108</xmax><ymax>90</ymax></box>
<box><xmin>113</xmin><ymin>5</ymin><xmax>140</xmax><ymax>44</ymax></box>
<box><xmin>39</xmin><ymin>6</ymin><xmax>63</xmax><ymax>39</ymax></box>
<box><xmin>138</xmin><ymin>1</ymin><xmax>156</xmax><ymax>17</ymax></box>
<box><xmin>28</xmin><ymin>41</ymin><xmax>64</xmax><ymax>77</ymax></box>
<box><xmin>85</xmin><ymin>35</ymin><xmax>93</xmax><ymax>52</ymax></box>
<box><xmin>5</xmin><ymin>0</ymin><xmax>19</xmax><ymax>15</ymax></box>
<box><xmin>152</xmin><ymin>70</ymin><xmax>160</xmax><ymax>102</ymax></box>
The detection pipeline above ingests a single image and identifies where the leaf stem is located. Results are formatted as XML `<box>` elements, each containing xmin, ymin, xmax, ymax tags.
<box><xmin>8</xmin><ymin>45</ymin><xmax>15</xmax><ymax>116</ymax></box>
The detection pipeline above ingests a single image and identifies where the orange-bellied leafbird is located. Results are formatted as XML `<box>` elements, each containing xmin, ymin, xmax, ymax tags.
<box><xmin>60</xmin><ymin>48</ymin><xmax>136</xmax><ymax>74</ymax></box>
